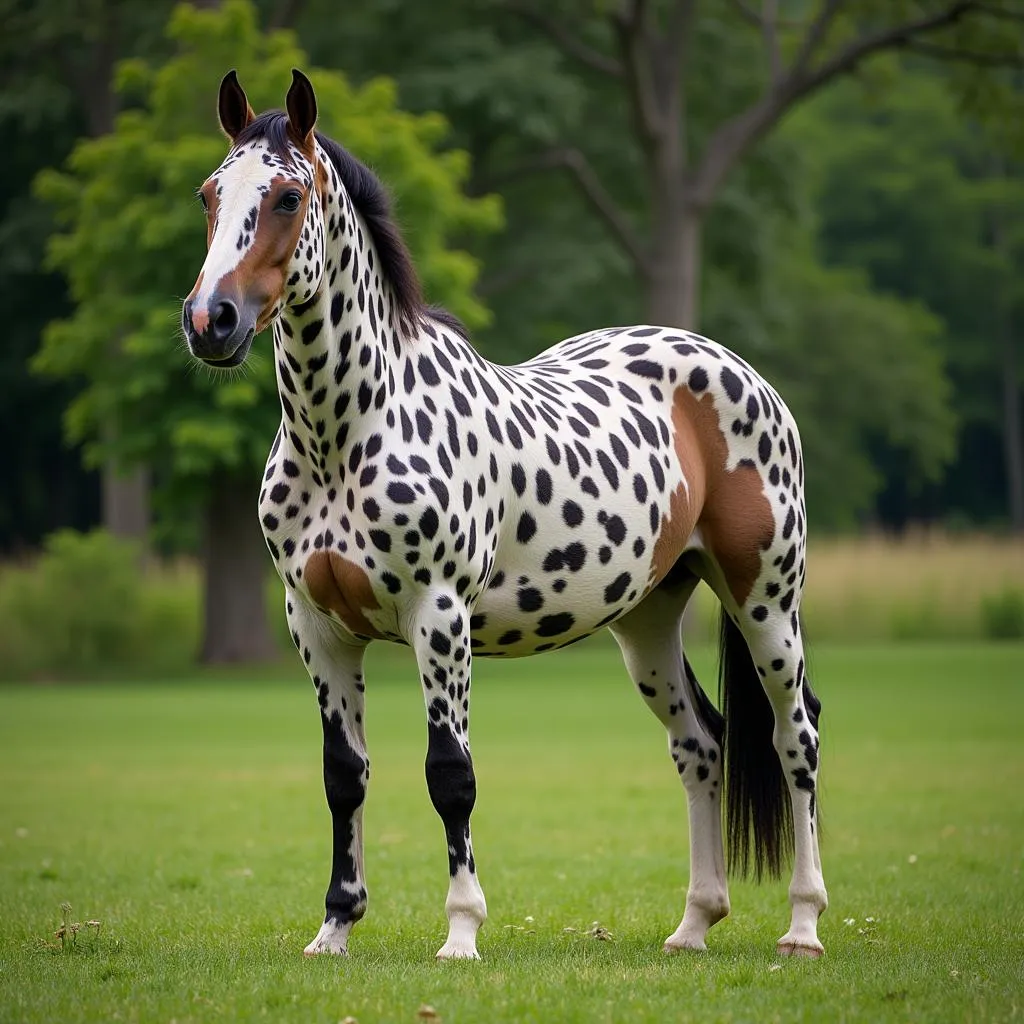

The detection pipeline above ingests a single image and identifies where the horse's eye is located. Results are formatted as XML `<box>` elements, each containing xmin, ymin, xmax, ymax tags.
<box><xmin>278</xmin><ymin>190</ymin><xmax>303</xmax><ymax>213</ymax></box>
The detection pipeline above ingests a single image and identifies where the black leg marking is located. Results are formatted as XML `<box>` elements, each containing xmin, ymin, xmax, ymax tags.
<box><xmin>322</xmin><ymin>716</ymin><xmax>369</xmax><ymax>924</ymax></box>
<box><xmin>425</xmin><ymin>722</ymin><xmax>477</xmax><ymax>876</ymax></box>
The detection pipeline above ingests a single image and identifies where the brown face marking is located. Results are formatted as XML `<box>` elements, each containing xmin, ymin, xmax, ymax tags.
<box><xmin>190</xmin><ymin>271</ymin><xmax>208</xmax><ymax>333</ymax></box>
<box><xmin>657</xmin><ymin>386</ymin><xmax>774</xmax><ymax>607</ymax></box>
<box><xmin>304</xmin><ymin>550</ymin><xmax>384</xmax><ymax>639</ymax></box>
<box><xmin>186</xmin><ymin>169</ymin><xmax>309</xmax><ymax>331</ymax></box>
<box><xmin>201</xmin><ymin>181</ymin><xmax>220</xmax><ymax>248</ymax></box>
<box><xmin>221</xmin><ymin>175</ymin><xmax>308</xmax><ymax>325</ymax></box>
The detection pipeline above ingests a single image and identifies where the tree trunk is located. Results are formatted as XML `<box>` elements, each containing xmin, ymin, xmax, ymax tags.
<box><xmin>646</xmin><ymin>203</ymin><xmax>702</xmax><ymax>329</ymax></box>
<box><xmin>200</xmin><ymin>475</ymin><xmax>278</xmax><ymax>664</ymax></box>
<box><xmin>1001</xmin><ymin>331</ymin><xmax>1024</xmax><ymax>533</ymax></box>
<box><xmin>101</xmin><ymin>460</ymin><xmax>150</xmax><ymax>541</ymax></box>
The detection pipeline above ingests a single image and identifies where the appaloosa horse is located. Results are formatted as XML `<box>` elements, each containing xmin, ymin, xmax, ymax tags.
<box><xmin>182</xmin><ymin>70</ymin><xmax>826</xmax><ymax>961</ymax></box>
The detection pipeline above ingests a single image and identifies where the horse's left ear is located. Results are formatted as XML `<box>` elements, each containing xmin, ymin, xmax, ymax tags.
<box><xmin>286</xmin><ymin>68</ymin><xmax>317</xmax><ymax>152</ymax></box>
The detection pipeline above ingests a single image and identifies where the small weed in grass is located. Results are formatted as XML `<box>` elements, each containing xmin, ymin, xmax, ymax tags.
<box><xmin>32</xmin><ymin>902</ymin><xmax>102</xmax><ymax>954</ymax></box>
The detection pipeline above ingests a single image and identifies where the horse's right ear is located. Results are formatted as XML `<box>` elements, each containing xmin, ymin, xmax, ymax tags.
<box><xmin>218</xmin><ymin>70</ymin><xmax>254</xmax><ymax>142</ymax></box>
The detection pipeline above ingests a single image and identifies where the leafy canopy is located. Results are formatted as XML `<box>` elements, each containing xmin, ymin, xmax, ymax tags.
<box><xmin>34</xmin><ymin>0</ymin><xmax>502</xmax><ymax>509</ymax></box>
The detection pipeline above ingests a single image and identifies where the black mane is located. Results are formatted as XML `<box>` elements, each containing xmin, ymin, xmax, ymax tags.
<box><xmin>233</xmin><ymin>110</ymin><xmax>466</xmax><ymax>340</ymax></box>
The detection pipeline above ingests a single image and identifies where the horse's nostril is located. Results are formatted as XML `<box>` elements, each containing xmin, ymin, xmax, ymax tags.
<box><xmin>211</xmin><ymin>300</ymin><xmax>239</xmax><ymax>342</ymax></box>
<box><xmin>182</xmin><ymin>299</ymin><xmax>194</xmax><ymax>333</ymax></box>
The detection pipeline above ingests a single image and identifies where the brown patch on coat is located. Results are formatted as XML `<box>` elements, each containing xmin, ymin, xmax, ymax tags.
<box><xmin>652</xmin><ymin>387</ymin><xmax>775</xmax><ymax>607</ymax></box>
<box><xmin>304</xmin><ymin>550</ymin><xmax>384</xmax><ymax>639</ymax></box>
<box><xmin>647</xmin><ymin>448</ymin><xmax>703</xmax><ymax>591</ymax></box>
<box><xmin>313</xmin><ymin>152</ymin><xmax>330</xmax><ymax>214</ymax></box>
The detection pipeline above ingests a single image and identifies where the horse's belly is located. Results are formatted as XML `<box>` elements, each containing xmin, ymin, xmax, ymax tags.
<box><xmin>469</xmin><ymin>518</ymin><xmax>667</xmax><ymax>657</ymax></box>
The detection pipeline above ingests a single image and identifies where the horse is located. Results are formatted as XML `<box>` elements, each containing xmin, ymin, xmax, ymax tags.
<box><xmin>182</xmin><ymin>69</ymin><xmax>826</xmax><ymax>961</ymax></box>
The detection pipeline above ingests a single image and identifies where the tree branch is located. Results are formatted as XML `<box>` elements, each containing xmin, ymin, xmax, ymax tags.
<box><xmin>480</xmin><ymin>147</ymin><xmax>650</xmax><ymax>273</ymax></box>
<box><xmin>667</xmin><ymin>0</ymin><xmax>699</xmax><ymax>53</ymax></box>
<box><xmin>727</xmin><ymin>0</ymin><xmax>763</xmax><ymax>26</ymax></box>
<box><xmin>763</xmin><ymin>0</ymin><xmax>784</xmax><ymax>82</ymax></box>
<box><xmin>791</xmin><ymin>0</ymin><xmax>846</xmax><ymax>76</ymax></box>
<box><xmin>975</xmin><ymin>3</ymin><xmax>1024</xmax><ymax>24</ymax></box>
<box><xmin>506</xmin><ymin>2</ymin><xmax>622</xmax><ymax>76</ymax></box>
<box><xmin>694</xmin><ymin>1</ymin><xmax>980</xmax><ymax>206</ymax></box>
<box><xmin>612</xmin><ymin>0</ymin><xmax>668</xmax><ymax>147</ymax></box>
<box><xmin>794</xmin><ymin>2</ymin><xmax>979</xmax><ymax>93</ymax></box>
<box><xmin>906</xmin><ymin>39</ymin><xmax>1024</xmax><ymax>66</ymax></box>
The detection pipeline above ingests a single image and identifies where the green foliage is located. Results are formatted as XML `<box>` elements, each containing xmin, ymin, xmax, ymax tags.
<box><xmin>766</xmin><ymin>259</ymin><xmax>955</xmax><ymax>528</ymax></box>
<box><xmin>33</xmin><ymin>0</ymin><xmax>501</xmax><ymax>513</ymax></box>
<box><xmin>785</xmin><ymin>71</ymin><xmax>1024</xmax><ymax>523</ymax></box>
<box><xmin>0</xmin><ymin>530</ymin><xmax>196</xmax><ymax>679</ymax></box>
<box><xmin>980</xmin><ymin>587</ymin><xmax>1024</xmax><ymax>641</ymax></box>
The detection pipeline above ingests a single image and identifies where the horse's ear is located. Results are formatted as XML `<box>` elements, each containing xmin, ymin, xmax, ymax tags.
<box><xmin>218</xmin><ymin>70</ymin><xmax>254</xmax><ymax>141</ymax></box>
<box><xmin>286</xmin><ymin>68</ymin><xmax>317</xmax><ymax>152</ymax></box>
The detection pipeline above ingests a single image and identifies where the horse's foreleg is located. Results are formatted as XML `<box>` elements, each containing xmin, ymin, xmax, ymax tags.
<box><xmin>287</xmin><ymin>594</ymin><xmax>370</xmax><ymax>956</ymax></box>
<box><xmin>413</xmin><ymin>592</ymin><xmax>487</xmax><ymax>959</ymax></box>
<box><xmin>609</xmin><ymin>582</ymin><xmax>730</xmax><ymax>952</ymax></box>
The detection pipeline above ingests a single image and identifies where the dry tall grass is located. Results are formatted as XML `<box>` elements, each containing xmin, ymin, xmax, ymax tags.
<box><xmin>689</xmin><ymin>531</ymin><xmax>1024</xmax><ymax>642</ymax></box>
<box><xmin>2</xmin><ymin>531</ymin><xmax>1021</xmax><ymax>680</ymax></box>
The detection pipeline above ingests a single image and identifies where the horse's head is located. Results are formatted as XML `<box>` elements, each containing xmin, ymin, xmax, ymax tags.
<box><xmin>183</xmin><ymin>69</ymin><xmax>326</xmax><ymax>367</ymax></box>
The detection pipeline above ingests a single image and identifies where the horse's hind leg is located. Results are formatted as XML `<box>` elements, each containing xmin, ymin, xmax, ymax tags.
<box><xmin>713</xmin><ymin>553</ymin><xmax>827</xmax><ymax>957</ymax></box>
<box><xmin>609</xmin><ymin>573</ymin><xmax>730</xmax><ymax>952</ymax></box>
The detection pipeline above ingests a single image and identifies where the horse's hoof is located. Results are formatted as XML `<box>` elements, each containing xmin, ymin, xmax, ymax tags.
<box><xmin>663</xmin><ymin>935</ymin><xmax>708</xmax><ymax>953</ymax></box>
<box><xmin>776</xmin><ymin>937</ymin><xmax>824</xmax><ymax>958</ymax></box>
<box><xmin>435</xmin><ymin>941</ymin><xmax>480</xmax><ymax>960</ymax></box>
<box><xmin>303</xmin><ymin>943</ymin><xmax>349</xmax><ymax>957</ymax></box>
<box><xmin>303</xmin><ymin>920</ymin><xmax>350</xmax><ymax>956</ymax></box>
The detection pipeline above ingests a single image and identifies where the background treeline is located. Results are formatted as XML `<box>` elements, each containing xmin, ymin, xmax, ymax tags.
<box><xmin>1</xmin><ymin>0</ymin><xmax>1022</xmax><ymax>674</ymax></box>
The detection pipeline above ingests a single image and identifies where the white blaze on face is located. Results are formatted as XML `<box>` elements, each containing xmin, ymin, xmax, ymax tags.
<box><xmin>191</xmin><ymin>146</ymin><xmax>281</xmax><ymax>330</ymax></box>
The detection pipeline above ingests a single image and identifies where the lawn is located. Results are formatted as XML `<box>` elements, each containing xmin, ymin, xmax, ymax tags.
<box><xmin>1</xmin><ymin>639</ymin><xmax>1022</xmax><ymax>1023</ymax></box>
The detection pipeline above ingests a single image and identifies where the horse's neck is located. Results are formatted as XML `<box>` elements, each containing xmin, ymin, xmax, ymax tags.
<box><xmin>273</xmin><ymin>194</ymin><xmax>401</xmax><ymax>477</ymax></box>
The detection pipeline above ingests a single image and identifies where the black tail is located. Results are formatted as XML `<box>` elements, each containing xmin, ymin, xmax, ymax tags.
<box><xmin>718</xmin><ymin>610</ymin><xmax>793</xmax><ymax>879</ymax></box>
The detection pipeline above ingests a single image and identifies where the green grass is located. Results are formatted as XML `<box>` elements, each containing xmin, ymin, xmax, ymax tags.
<box><xmin>1</xmin><ymin>639</ymin><xmax>1023</xmax><ymax>1023</ymax></box>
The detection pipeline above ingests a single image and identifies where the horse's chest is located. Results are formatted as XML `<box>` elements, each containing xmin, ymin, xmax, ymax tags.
<box><xmin>258</xmin><ymin>467</ymin><xmax>381</xmax><ymax>628</ymax></box>
<box><xmin>259</xmin><ymin>454</ymin><xmax>491</xmax><ymax>640</ymax></box>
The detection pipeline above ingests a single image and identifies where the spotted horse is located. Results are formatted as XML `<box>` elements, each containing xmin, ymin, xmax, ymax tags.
<box><xmin>182</xmin><ymin>70</ymin><xmax>826</xmax><ymax>961</ymax></box>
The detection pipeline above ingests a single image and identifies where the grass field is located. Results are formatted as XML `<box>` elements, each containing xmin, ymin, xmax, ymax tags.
<box><xmin>1</xmin><ymin>639</ymin><xmax>1022</xmax><ymax>1022</ymax></box>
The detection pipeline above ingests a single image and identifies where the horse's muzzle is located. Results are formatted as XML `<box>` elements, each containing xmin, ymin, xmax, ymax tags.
<box><xmin>182</xmin><ymin>296</ymin><xmax>256</xmax><ymax>367</ymax></box>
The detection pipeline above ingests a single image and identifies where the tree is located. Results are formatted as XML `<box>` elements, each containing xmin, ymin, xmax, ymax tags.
<box><xmin>34</xmin><ymin>0</ymin><xmax>501</xmax><ymax>661</ymax></box>
<box><xmin>505</xmin><ymin>0</ymin><xmax>1024</xmax><ymax>329</ymax></box>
